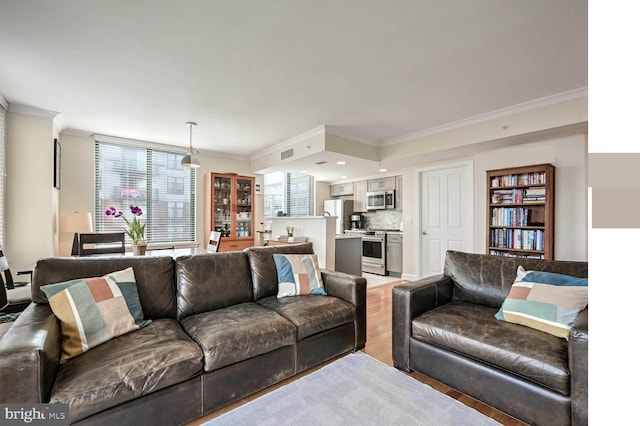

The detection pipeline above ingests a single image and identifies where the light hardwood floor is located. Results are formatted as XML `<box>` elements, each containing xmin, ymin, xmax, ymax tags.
<box><xmin>190</xmin><ymin>282</ymin><xmax>527</xmax><ymax>425</ymax></box>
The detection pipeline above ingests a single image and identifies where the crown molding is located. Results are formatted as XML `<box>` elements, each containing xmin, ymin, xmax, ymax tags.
<box><xmin>7</xmin><ymin>103</ymin><xmax>61</xmax><ymax>119</ymax></box>
<box><xmin>61</xmin><ymin>128</ymin><xmax>94</xmax><ymax>138</ymax></box>
<box><xmin>381</xmin><ymin>87</ymin><xmax>588</xmax><ymax>145</ymax></box>
<box><xmin>53</xmin><ymin>114</ymin><xmax>66</xmax><ymax>134</ymax></box>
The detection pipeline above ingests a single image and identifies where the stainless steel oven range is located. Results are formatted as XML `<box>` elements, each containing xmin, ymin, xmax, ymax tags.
<box><xmin>361</xmin><ymin>231</ymin><xmax>387</xmax><ymax>275</ymax></box>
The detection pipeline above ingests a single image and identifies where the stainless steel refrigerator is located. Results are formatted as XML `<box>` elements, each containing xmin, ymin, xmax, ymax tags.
<box><xmin>323</xmin><ymin>199</ymin><xmax>354</xmax><ymax>234</ymax></box>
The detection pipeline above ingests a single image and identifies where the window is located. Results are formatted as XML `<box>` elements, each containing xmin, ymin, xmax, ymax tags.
<box><xmin>264</xmin><ymin>172</ymin><xmax>315</xmax><ymax>217</ymax></box>
<box><xmin>167</xmin><ymin>176</ymin><xmax>185</xmax><ymax>195</ymax></box>
<box><xmin>94</xmin><ymin>142</ymin><xmax>196</xmax><ymax>244</ymax></box>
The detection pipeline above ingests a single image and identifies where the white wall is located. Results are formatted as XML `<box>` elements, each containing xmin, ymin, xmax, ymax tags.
<box><xmin>270</xmin><ymin>216</ymin><xmax>336</xmax><ymax>269</ymax></box>
<box><xmin>5</xmin><ymin>110</ymin><xmax>59</xmax><ymax>269</ymax></box>
<box><xmin>58</xmin><ymin>133</ymin><xmax>263</xmax><ymax>252</ymax></box>
<box><xmin>401</xmin><ymin>132</ymin><xmax>587</xmax><ymax>280</ymax></box>
<box><xmin>315</xmin><ymin>182</ymin><xmax>330</xmax><ymax>215</ymax></box>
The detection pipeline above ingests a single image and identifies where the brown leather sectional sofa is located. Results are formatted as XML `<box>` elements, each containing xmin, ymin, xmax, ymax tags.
<box><xmin>0</xmin><ymin>243</ymin><xmax>366</xmax><ymax>425</ymax></box>
<box><xmin>393</xmin><ymin>250</ymin><xmax>588</xmax><ymax>426</ymax></box>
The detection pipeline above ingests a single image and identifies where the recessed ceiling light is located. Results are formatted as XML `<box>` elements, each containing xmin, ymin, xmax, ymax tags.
<box><xmin>341</xmin><ymin>176</ymin><xmax>347</xmax><ymax>179</ymax></box>
<box><xmin>336</xmin><ymin>161</ymin><xmax>346</xmax><ymax>165</ymax></box>
<box><xmin>379</xmin><ymin>168</ymin><xmax>387</xmax><ymax>172</ymax></box>
<box><xmin>300</xmin><ymin>170</ymin><xmax>307</xmax><ymax>173</ymax></box>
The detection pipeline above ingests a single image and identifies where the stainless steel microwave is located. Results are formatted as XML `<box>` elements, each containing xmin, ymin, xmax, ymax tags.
<box><xmin>366</xmin><ymin>190</ymin><xmax>395</xmax><ymax>210</ymax></box>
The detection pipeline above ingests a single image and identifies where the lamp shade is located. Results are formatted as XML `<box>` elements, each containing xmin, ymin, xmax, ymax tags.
<box><xmin>60</xmin><ymin>212</ymin><xmax>93</xmax><ymax>234</ymax></box>
<box><xmin>180</xmin><ymin>153</ymin><xmax>200</xmax><ymax>168</ymax></box>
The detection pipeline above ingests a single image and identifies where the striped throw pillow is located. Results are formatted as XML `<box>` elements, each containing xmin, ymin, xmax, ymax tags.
<box><xmin>41</xmin><ymin>267</ymin><xmax>151</xmax><ymax>363</ymax></box>
<box><xmin>274</xmin><ymin>254</ymin><xmax>326</xmax><ymax>298</ymax></box>
<box><xmin>495</xmin><ymin>266</ymin><xmax>588</xmax><ymax>339</ymax></box>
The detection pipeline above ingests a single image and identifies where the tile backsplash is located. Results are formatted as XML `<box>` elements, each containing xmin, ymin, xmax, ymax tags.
<box><xmin>363</xmin><ymin>210</ymin><xmax>402</xmax><ymax>230</ymax></box>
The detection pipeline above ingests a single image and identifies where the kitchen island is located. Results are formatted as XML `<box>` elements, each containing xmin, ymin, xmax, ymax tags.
<box><xmin>335</xmin><ymin>234</ymin><xmax>362</xmax><ymax>276</ymax></box>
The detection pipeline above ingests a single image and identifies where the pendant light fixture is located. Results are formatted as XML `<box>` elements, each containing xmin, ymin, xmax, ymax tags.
<box><xmin>181</xmin><ymin>121</ymin><xmax>200</xmax><ymax>168</ymax></box>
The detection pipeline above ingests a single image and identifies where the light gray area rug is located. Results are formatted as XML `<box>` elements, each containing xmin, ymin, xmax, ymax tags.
<box><xmin>205</xmin><ymin>352</ymin><xmax>501</xmax><ymax>426</ymax></box>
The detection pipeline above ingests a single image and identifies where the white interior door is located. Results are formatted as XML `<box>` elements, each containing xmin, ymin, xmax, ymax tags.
<box><xmin>420</xmin><ymin>163</ymin><xmax>473</xmax><ymax>277</ymax></box>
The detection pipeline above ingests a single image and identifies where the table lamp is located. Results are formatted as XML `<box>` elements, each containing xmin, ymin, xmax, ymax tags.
<box><xmin>60</xmin><ymin>212</ymin><xmax>93</xmax><ymax>255</ymax></box>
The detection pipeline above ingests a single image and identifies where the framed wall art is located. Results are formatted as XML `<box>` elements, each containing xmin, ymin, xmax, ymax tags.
<box><xmin>53</xmin><ymin>138</ymin><xmax>61</xmax><ymax>189</ymax></box>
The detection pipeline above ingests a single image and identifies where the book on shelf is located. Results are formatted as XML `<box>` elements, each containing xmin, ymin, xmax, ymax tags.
<box><xmin>489</xmin><ymin>250</ymin><xmax>544</xmax><ymax>260</ymax></box>
<box><xmin>490</xmin><ymin>207</ymin><xmax>543</xmax><ymax>227</ymax></box>
<box><xmin>489</xmin><ymin>172</ymin><xmax>547</xmax><ymax>188</ymax></box>
<box><xmin>525</xmin><ymin>188</ymin><xmax>545</xmax><ymax>196</ymax></box>
<box><xmin>490</xmin><ymin>228</ymin><xmax>544</xmax><ymax>251</ymax></box>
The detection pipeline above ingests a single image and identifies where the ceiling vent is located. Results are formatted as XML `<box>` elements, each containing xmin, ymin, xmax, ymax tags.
<box><xmin>280</xmin><ymin>148</ymin><xmax>294</xmax><ymax>160</ymax></box>
<box><xmin>315</xmin><ymin>160</ymin><xmax>328</xmax><ymax>165</ymax></box>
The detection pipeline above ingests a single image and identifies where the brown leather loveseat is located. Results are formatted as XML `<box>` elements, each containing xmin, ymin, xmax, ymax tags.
<box><xmin>392</xmin><ymin>250</ymin><xmax>587</xmax><ymax>426</ymax></box>
<box><xmin>0</xmin><ymin>243</ymin><xmax>366</xmax><ymax>425</ymax></box>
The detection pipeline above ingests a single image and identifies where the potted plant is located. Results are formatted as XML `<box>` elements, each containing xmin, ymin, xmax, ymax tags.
<box><xmin>105</xmin><ymin>205</ymin><xmax>147</xmax><ymax>255</ymax></box>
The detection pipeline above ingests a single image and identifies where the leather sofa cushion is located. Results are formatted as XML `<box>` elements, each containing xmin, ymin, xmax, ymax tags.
<box><xmin>244</xmin><ymin>243</ymin><xmax>314</xmax><ymax>301</ymax></box>
<box><xmin>411</xmin><ymin>301</ymin><xmax>570</xmax><ymax>395</ymax></box>
<box><xmin>259</xmin><ymin>295</ymin><xmax>355</xmax><ymax>340</ymax></box>
<box><xmin>32</xmin><ymin>256</ymin><xmax>177</xmax><ymax>319</ymax></box>
<box><xmin>444</xmin><ymin>250</ymin><xmax>588</xmax><ymax>308</ymax></box>
<box><xmin>49</xmin><ymin>319</ymin><xmax>203</xmax><ymax>424</ymax></box>
<box><xmin>176</xmin><ymin>252</ymin><xmax>254</xmax><ymax>320</ymax></box>
<box><xmin>180</xmin><ymin>302</ymin><xmax>296</xmax><ymax>372</ymax></box>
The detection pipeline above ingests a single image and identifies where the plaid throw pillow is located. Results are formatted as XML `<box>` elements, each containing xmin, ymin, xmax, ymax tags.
<box><xmin>495</xmin><ymin>266</ymin><xmax>588</xmax><ymax>339</ymax></box>
<box><xmin>41</xmin><ymin>267</ymin><xmax>151</xmax><ymax>363</ymax></box>
<box><xmin>274</xmin><ymin>254</ymin><xmax>326</xmax><ymax>298</ymax></box>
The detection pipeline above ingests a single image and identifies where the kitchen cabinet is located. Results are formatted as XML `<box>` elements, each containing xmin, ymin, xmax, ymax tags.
<box><xmin>330</xmin><ymin>182</ymin><xmax>354</xmax><ymax>197</ymax></box>
<box><xmin>353</xmin><ymin>180</ymin><xmax>368</xmax><ymax>211</ymax></box>
<box><xmin>367</xmin><ymin>177</ymin><xmax>396</xmax><ymax>192</ymax></box>
<box><xmin>205</xmin><ymin>173</ymin><xmax>255</xmax><ymax>252</ymax></box>
<box><xmin>386</xmin><ymin>233</ymin><xmax>403</xmax><ymax>276</ymax></box>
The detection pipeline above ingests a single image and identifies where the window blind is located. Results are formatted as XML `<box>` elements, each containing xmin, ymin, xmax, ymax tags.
<box><xmin>287</xmin><ymin>172</ymin><xmax>315</xmax><ymax>216</ymax></box>
<box><xmin>94</xmin><ymin>141</ymin><xmax>195</xmax><ymax>244</ymax></box>
<box><xmin>264</xmin><ymin>171</ymin><xmax>314</xmax><ymax>217</ymax></box>
<box><xmin>0</xmin><ymin>105</ymin><xmax>5</xmax><ymax>246</ymax></box>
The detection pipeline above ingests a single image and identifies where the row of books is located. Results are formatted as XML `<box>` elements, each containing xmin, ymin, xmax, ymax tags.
<box><xmin>491</xmin><ymin>207</ymin><xmax>542</xmax><ymax>227</ymax></box>
<box><xmin>490</xmin><ymin>188</ymin><xmax>546</xmax><ymax>204</ymax></box>
<box><xmin>489</xmin><ymin>250</ymin><xmax>545</xmax><ymax>260</ymax></box>
<box><xmin>490</xmin><ymin>172</ymin><xmax>547</xmax><ymax>188</ymax></box>
<box><xmin>489</xmin><ymin>228</ymin><xmax>544</xmax><ymax>251</ymax></box>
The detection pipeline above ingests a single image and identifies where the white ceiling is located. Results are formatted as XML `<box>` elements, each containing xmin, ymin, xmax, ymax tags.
<box><xmin>0</xmin><ymin>0</ymin><xmax>587</xmax><ymax>172</ymax></box>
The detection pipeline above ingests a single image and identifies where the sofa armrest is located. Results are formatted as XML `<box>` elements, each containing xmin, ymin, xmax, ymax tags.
<box><xmin>0</xmin><ymin>303</ymin><xmax>61</xmax><ymax>402</ymax></box>
<box><xmin>321</xmin><ymin>269</ymin><xmax>367</xmax><ymax>350</ymax></box>
<box><xmin>392</xmin><ymin>275</ymin><xmax>454</xmax><ymax>371</ymax></box>
<box><xmin>569</xmin><ymin>307</ymin><xmax>588</xmax><ymax>426</ymax></box>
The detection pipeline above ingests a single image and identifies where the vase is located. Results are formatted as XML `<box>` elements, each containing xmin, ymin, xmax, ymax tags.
<box><xmin>132</xmin><ymin>242</ymin><xmax>147</xmax><ymax>256</ymax></box>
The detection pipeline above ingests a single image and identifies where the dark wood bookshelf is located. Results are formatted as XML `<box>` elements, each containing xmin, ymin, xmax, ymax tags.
<box><xmin>486</xmin><ymin>163</ymin><xmax>555</xmax><ymax>260</ymax></box>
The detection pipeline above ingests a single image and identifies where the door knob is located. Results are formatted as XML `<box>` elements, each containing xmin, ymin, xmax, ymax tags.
<box><xmin>422</xmin><ymin>231</ymin><xmax>428</xmax><ymax>235</ymax></box>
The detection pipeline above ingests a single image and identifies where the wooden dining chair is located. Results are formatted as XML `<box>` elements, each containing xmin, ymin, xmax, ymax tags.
<box><xmin>207</xmin><ymin>231</ymin><xmax>222</xmax><ymax>252</ymax></box>
<box><xmin>0</xmin><ymin>244</ymin><xmax>32</xmax><ymax>313</ymax></box>
<box><xmin>78</xmin><ymin>232</ymin><xmax>126</xmax><ymax>256</ymax></box>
